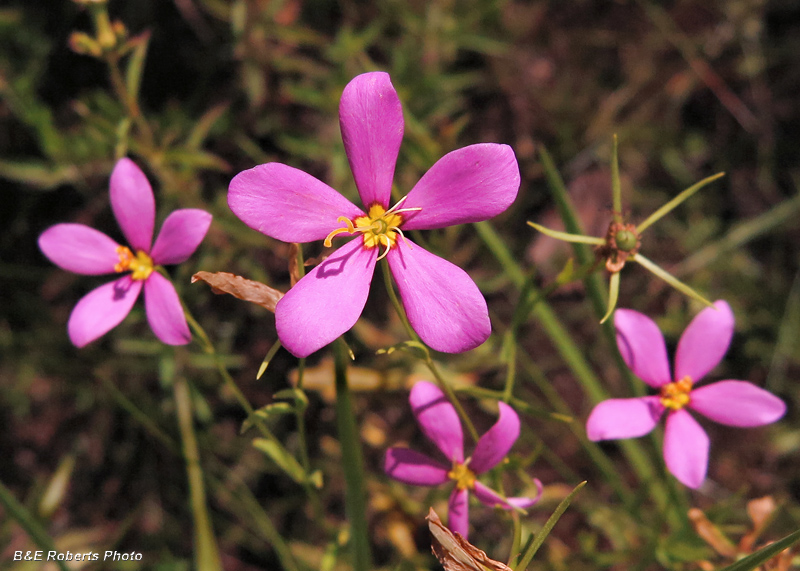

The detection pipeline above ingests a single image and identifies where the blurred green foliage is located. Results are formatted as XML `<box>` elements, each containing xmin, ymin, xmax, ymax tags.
<box><xmin>2</xmin><ymin>0</ymin><xmax>800</xmax><ymax>570</ymax></box>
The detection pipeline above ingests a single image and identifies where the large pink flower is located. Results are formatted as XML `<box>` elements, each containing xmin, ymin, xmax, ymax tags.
<box><xmin>228</xmin><ymin>72</ymin><xmax>520</xmax><ymax>358</ymax></box>
<box><xmin>38</xmin><ymin>158</ymin><xmax>212</xmax><ymax>347</ymax></box>
<box><xmin>384</xmin><ymin>381</ymin><xmax>542</xmax><ymax>538</ymax></box>
<box><xmin>587</xmin><ymin>301</ymin><xmax>786</xmax><ymax>488</ymax></box>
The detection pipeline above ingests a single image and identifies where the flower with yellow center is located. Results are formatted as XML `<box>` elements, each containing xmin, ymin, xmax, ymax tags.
<box><xmin>447</xmin><ymin>461</ymin><xmax>476</xmax><ymax>491</ymax></box>
<box><xmin>659</xmin><ymin>377</ymin><xmax>692</xmax><ymax>410</ymax></box>
<box><xmin>114</xmin><ymin>246</ymin><xmax>155</xmax><ymax>281</ymax></box>
<box><xmin>324</xmin><ymin>198</ymin><xmax>418</xmax><ymax>260</ymax></box>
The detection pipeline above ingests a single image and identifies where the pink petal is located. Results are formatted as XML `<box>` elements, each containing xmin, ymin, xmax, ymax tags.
<box><xmin>448</xmin><ymin>487</ymin><xmax>470</xmax><ymax>539</ymax></box>
<box><xmin>39</xmin><ymin>224</ymin><xmax>120</xmax><ymax>275</ymax></box>
<box><xmin>614</xmin><ymin>308</ymin><xmax>672</xmax><ymax>388</ymax></box>
<box><xmin>689</xmin><ymin>381</ymin><xmax>786</xmax><ymax>427</ymax></box>
<box><xmin>67</xmin><ymin>275</ymin><xmax>143</xmax><ymax>347</ymax></box>
<box><xmin>401</xmin><ymin>144</ymin><xmax>520</xmax><ymax>230</ymax></box>
<box><xmin>383</xmin><ymin>448</ymin><xmax>449</xmax><ymax>486</ymax></box>
<box><xmin>663</xmin><ymin>409</ymin><xmax>709</xmax><ymax>489</ymax></box>
<box><xmin>110</xmin><ymin>158</ymin><xmax>155</xmax><ymax>252</ymax></box>
<box><xmin>470</xmin><ymin>402</ymin><xmax>520</xmax><ymax>474</ymax></box>
<box><xmin>387</xmin><ymin>240</ymin><xmax>490</xmax><ymax>353</ymax></box>
<box><xmin>409</xmin><ymin>381</ymin><xmax>464</xmax><ymax>464</ymax></box>
<box><xmin>274</xmin><ymin>238</ymin><xmax>376</xmax><ymax>357</ymax></box>
<box><xmin>339</xmin><ymin>72</ymin><xmax>403</xmax><ymax>209</ymax></box>
<box><xmin>144</xmin><ymin>272</ymin><xmax>191</xmax><ymax>345</ymax></box>
<box><xmin>228</xmin><ymin>163</ymin><xmax>364</xmax><ymax>243</ymax></box>
<box><xmin>586</xmin><ymin>397</ymin><xmax>664</xmax><ymax>441</ymax></box>
<box><xmin>675</xmin><ymin>300</ymin><xmax>734</xmax><ymax>382</ymax></box>
<box><xmin>473</xmin><ymin>480</ymin><xmax>542</xmax><ymax>510</ymax></box>
<box><xmin>150</xmin><ymin>209</ymin><xmax>212</xmax><ymax>265</ymax></box>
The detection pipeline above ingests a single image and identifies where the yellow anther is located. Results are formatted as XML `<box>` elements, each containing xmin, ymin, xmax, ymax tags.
<box><xmin>323</xmin><ymin>201</ymin><xmax>420</xmax><ymax>258</ymax></box>
<box><xmin>114</xmin><ymin>245</ymin><xmax>154</xmax><ymax>281</ymax></box>
<box><xmin>447</xmin><ymin>462</ymin><xmax>476</xmax><ymax>491</ymax></box>
<box><xmin>660</xmin><ymin>376</ymin><xmax>693</xmax><ymax>410</ymax></box>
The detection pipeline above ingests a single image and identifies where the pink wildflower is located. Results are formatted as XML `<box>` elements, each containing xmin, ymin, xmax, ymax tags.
<box><xmin>384</xmin><ymin>381</ymin><xmax>542</xmax><ymax>538</ymax></box>
<box><xmin>228</xmin><ymin>72</ymin><xmax>520</xmax><ymax>357</ymax></box>
<box><xmin>38</xmin><ymin>158</ymin><xmax>212</xmax><ymax>347</ymax></box>
<box><xmin>587</xmin><ymin>300</ymin><xmax>786</xmax><ymax>488</ymax></box>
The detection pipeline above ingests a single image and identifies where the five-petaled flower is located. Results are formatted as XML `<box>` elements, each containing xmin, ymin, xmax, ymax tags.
<box><xmin>228</xmin><ymin>72</ymin><xmax>520</xmax><ymax>358</ymax></box>
<box><xmin>587</xmin><ymin>300</ymin><xmax>786</xmax><ymax>488</ymax></box>
<box><xmin>384</xmin><ymin>381</ymin><xmax>542</xmax><ymax>538</ymax></box>
<box><xmin>38</xmin><ymin>158</ymin><xmax>212</xmax><ymax>347</ymax></box>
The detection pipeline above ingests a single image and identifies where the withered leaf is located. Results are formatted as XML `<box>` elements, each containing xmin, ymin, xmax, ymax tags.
<box><xmin>427</xmin><ymin>508</ymin><xmax>512</xmax><ymax>571</ymax></box>
<box><xmin>192</xmin><ymin>271</ymin><xmax>283</xmax><ymax>312</ymax></box>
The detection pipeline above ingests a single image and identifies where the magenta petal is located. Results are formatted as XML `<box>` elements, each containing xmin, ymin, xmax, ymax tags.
<box><xmin>409</xmin><ymin>381</ymin><xmax>464</xmax><ymax>464</ymax></box>
<box><xmin>690</xmin><ymin>381</ymin><xmax>786</xmax><ymax>427</ymax></box>
<box><xmin>143</xmin><ymin>272</ymin><xmax>191</xmax><ymax>345</ymax></box>
<box><xmin>470</xmin><ymin>402</ymin><xmax>520</xmax><ymax>474</ymax></box>
<box><xmin>383</xmin><ymin>448</ymin><xmax>449</xmax><ymax>486</ymax></box>
<box><xmin>67</xmin><ymin>275</ymin><xmax>143</xmax><ymax>347</ymax></box>
<box><xmin>473</xmin><ymin>481</ymin><xmax>542</xmax><ymax>511</ymax></box>
<box><xmin>274</xmin><ymin>238</ymin><xmax>376</xmax><ymax>357</ymax></box>
<box><xmin>614</xmin><ymin>308</ymin><xmax>672</xmax><ymax>388</ymax></box>
<box><xmin>586</xmin><ymin>397</ymin><xmax>664</xmax><ymax>441</ymax></box>
<box><xmin>401</xmin><ymin>144</ymin><xmax>520</xmax><ymax>230</ymax></box>
<box><xmin>448</xmin><ymin>487</ymin><xmax>470</xmax><ymax>539</ymax></box>
<box><xmin>150</xmin><ymin>209</ymin><xmax>212</xmax><ymax>265</ymax></box>
<box><xmin>387</xmin><ymin>240</ymin><xmax>490</xmax><ymax>353</ymax></box>
<box><xmin>110</xmin><ymin>158</ymin><xmax>155</xmax><ymax>252</ymax></box>
<box><xmin>339</xmin><ymin>72</ymin><xmax>403</xmax><ymax>208</ymax></box>
<box><xmin>663</xmin><ymin>409</ymin><xmax>709</xmax><ymax>489</ymax></box>
<box><xmin>675</xmin><ymin>300</ymin><xmax>734</xmax><ymax>382</ymax></box>
<box><xmin>39</xmin><ymin>224</ymin><xmax>120</xmax><ymax>275</ymax></box>
<box><xmin>228</xmin><ymin>163</ymin><xmax>364</xmax><ymax>243</ymax></box>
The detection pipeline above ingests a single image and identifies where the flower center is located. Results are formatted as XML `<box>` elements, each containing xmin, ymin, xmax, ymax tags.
<box><xmin>659</xmin><ymin>376</ymin><xmax>693</xmax><ymax>410</ymax></box>
<box><xmin>596</xmin><ymin>221</ymin><xmax>641</xmax><ymax>273</ymax></box>
<box><xmin>447</xmin><ymin>462</ymin><xmax>476</xmax><ymax>491</ymax></box>
<box><xmin>323</xmin><ymin>196</ymin><xmax>421</xmax><ymax>260</ymax></box>
<box><xmin>115</xmin><ymin>246</ymin><xmax>154</xmax><ymax>281</ymax></box>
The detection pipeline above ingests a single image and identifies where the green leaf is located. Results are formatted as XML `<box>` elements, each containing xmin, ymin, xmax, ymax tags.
<box><xmin>611</xmin><ymin>134</ymin><xmax>622</xmax><ymax>223</ymax></box>
<box><xmin>716</xmin><ymin>528</ymin><xmax>800</xmax><ymax>571</ymax></box>
<box><xmin>600</xmin><ymin>271</ymin><xmax>620</xmax><ymax>324</ymax></box>
<box><xmin>636</xmin><ymin>172</ymin><xmax>725</xmax><ymax>234</ymax></box>
<box><xmin>526</xmin><ymin>221</ymin><xmax>605</xmax><ymax>245</ymax></box>
<box><xmin>633</xmin><ymin>253</ymin><xmax>713</xmax><ymax>307</ymax></box>
<box><xmin>514</xmin><ymin>481</ymin><xmax>586</xmax><ymax>570</ymax></box>
<box><xmin>125</xmin><ymin>30</ymin><xmax>151</xmax><ymax>106</ymax></box>
<box><xmin>252</xmin><ymin>438</ymin><xmax>307</xmax><ymax>485</ymax></box>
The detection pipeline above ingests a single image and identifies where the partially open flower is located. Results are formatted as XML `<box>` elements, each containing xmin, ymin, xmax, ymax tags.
<box><xmin>384</xmin><ymin>381</ymin><xmax>542</xmax><ymax>538</ymax></box>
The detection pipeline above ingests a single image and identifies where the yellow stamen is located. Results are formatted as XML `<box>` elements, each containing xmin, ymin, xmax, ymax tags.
<box><xmin>447</xmin><ymin>462</ymin><xmax>476</xmax><ymax>491</ymax></box>
<box><xmin>114</xmin><ymin>245</ymin><xmax>154</xmax><ymax>281</ymax></box>
<box><xmin>322</xmin><ymin>201</ymin><xmax>420</xmax><ymax>258</ymax></box>
<box><xmin>660</xmin><ymin>376</ymin><xmax>693</xmax><ymax>410</ymax></box>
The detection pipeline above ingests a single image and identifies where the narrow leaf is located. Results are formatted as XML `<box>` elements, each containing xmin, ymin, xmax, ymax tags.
<box><xmin>611</xmin><ymin>134</ymin><xmax>622</xmax><ymax>223</ymax></box>
<box><xmin>600</xmin><ymin>271</ymin><xmax>620</xmax><ymax>324</ymax></box>
<box><xmin>125</xmin><ymin>30</ymin><xmax>151</xmax><ymax>105</ymax></box>
<box><xmin>633</xmin><ymin>254</ymin><xmax>712</xmax><ymax>307</ymax></box>
<box><xmin>715</xmin><ymin>528</ymin><xmax>800</xmax><ymax>571</ymax></box>
<box><xmin>252</xmin><ymin>438</ymin><xmax>307</xmax><ymax>484</ymax></box>
<box><xmin>514</xmin><ymin>481</ymin><xmax>586</xmax><ymax>570</ymax></box>
<box><xmin>526</xmin><ymin>222</ymin><xmax>605</xmax><ymax>245</ymax></box>
<box><xmin>636</xmin><ymin>172</ymin><xmax>725</xmax><ymax>233</ymax></box>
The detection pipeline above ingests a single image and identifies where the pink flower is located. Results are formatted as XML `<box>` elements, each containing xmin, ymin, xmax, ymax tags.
<box><xmin>38</xmin><ymin>158</ymin><xmax>212</xmax><ymax>347</ymax></box>
<box><xmin>384</xmin><ymin>381</ymin><xmax>542</xmax><ymax>538</ymax></box>
<box><xmin>228</xmin><ymin>72</ymin><xmax>520</xmax><ymax>358</ymax></box>
<box><xmin>587</xmin><ymin>301</ymin><xmax>786</xmax><ymax>488</ymax></box>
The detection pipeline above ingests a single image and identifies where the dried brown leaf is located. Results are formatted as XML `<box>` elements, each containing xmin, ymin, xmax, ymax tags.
<box><xmin>427</xmin><ymin>508</ymin><xmax>512</xmax><ymax>571</ymax></box>
<box><xmin>688</xmin><ymin>507</ymin><xmax>737</xmax><ymax>558</ymax></box>
<box><xmin>192</xmin><ymin>271</ymin><xmax>283</xmax><ymax>312</ymax></box>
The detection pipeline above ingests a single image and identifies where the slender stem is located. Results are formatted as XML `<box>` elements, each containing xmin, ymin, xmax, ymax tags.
<box><xmin>0</xmin><ymin>480</ymin><xmax>71</xmax><ymax>571</ymax></box>
<box><xmin>173</xmin><ymin>372</ymin><xmax>223</xmax><ymax>571</ymax></box>
<box><xmin>333</xmin><ymin>338</ymin><xmax>372</xmax><ymax>571</ymax></box>
<box><xmin>379</xmin><ymin>259</ymin><xmax>480</xmax><ymax>443</ymax></box>
<box><xmin>611</xmin><ymin>135</ymin><xmax>623</xmax><ymax>223</ymax></box>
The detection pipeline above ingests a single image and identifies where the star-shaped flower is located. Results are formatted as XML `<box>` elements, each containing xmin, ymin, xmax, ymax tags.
<box><xmin>384</xmin><ymin>381</ymin><xmax>542</xmax><ymax>538</ymax></box>
<box><xmin>586</xmin><ymin>300</ymin><xmax>786</xmax><ymax>488</ymax></box>
<box><xmin>228</xmin><ymin>72</ymin><xmax>520</xmax><ymax>357</ymax></box>
<box><xmin>39</xmin><ymin>158</ymin><xmax>212</xmax><ymax>347</ymax></box>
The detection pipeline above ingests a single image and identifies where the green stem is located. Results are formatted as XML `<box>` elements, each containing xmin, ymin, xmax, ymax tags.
<box><xmin>173</xmin><ymin>373</ymin><xmax>223</xmax><ymax>571</ymax></box>
<box><xmin>333</xmin><ymin>338</ymin><xmax>372</xmax><ymax>571</ymax></box>
<box><xmin>0</xmin><ymin>480</ymin><xmax>70</xmax><ymax>571</ymax></box>
<box><xmin>379</xmin><ymin>259</ymin><xmax>480</xmax><ymax>443</ymax></box>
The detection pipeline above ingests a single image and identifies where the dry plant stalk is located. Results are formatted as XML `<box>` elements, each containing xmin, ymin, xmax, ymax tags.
<box><xmin>427</xmin><ymin>508</ymin><xmax>512</xmax><ymax>571</ymax></box>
